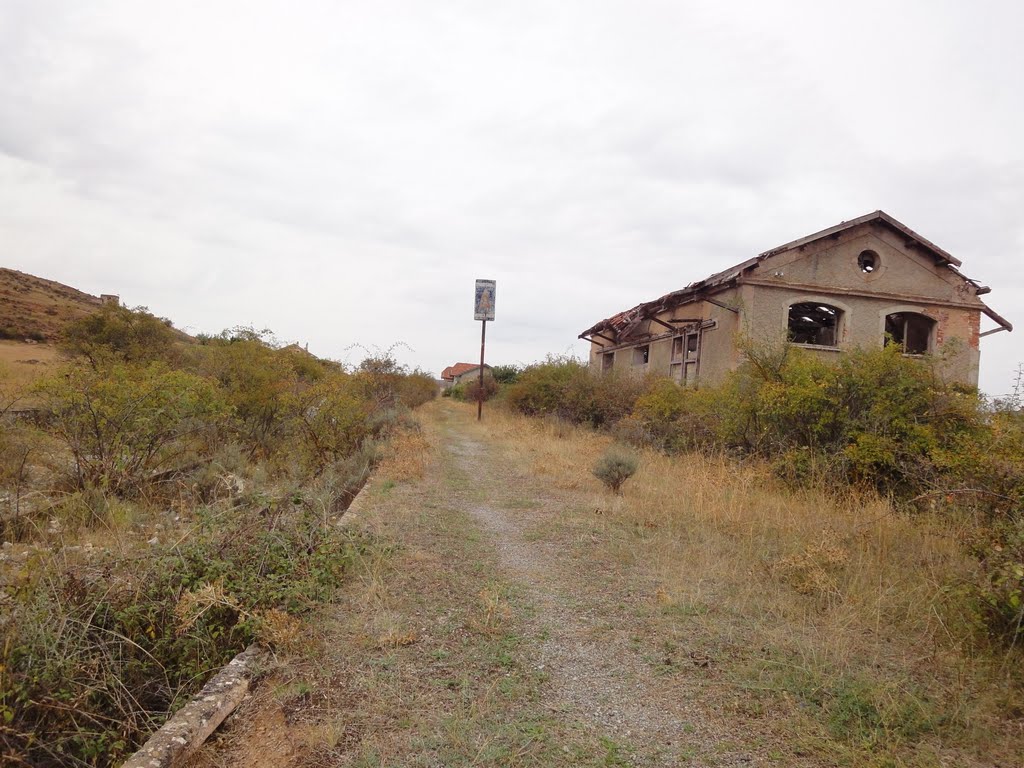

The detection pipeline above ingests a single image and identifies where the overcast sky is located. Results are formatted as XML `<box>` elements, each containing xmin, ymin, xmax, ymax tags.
<box><xmin>2</xmin><ymin>0</ymin><xmax>1021</xmax><ymax>395</ymax></box>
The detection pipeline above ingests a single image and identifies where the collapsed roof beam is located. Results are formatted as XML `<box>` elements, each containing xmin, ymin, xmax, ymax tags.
<box><xmin>579</xmin><ymin>331</ymin><xmax>617</xmax><ymax>345</ymax></box>
<box><xmin>703</xmin><ymin>296</ymin><xmax>740</xmax><ymax>313</ymax></box>
<box><xmin>981</xmin><ymin>305</ymin><xmax>1014</xmax><ymax>333</ymax></box>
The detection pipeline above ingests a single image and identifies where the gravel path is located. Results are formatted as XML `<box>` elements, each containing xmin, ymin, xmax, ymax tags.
<box><xmin>188</xmin><ymin>403</ymin><xmax>789</xmax><ymax>767</ymax></box>
<box><xmin>447</xmin><ymin>431</ymin><xmax>755</xmax><ymax>767</ymax></box>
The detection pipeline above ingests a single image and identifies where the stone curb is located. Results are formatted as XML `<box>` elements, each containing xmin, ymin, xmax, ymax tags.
<box><xmin>123</xmin><ymin>476</ymin><xmax>372</xmax><ymax>767</ymax></box>
<box><xmin>122</xmin><ymin>644</ymin><xmax>267</xmax><ymax>768</ymax></box>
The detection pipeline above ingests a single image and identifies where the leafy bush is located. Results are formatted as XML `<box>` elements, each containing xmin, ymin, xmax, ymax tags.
<box><xmin>278</xmin><ymin>343</ymin><xmax>337</xmax><ymax>383</ymax></box>
<box><xmin>196</xmin><ymin>337</ymin><xmax>299</xmax><ymax>457</ymax></box>
<box><xmin>34</xmin><ymin>362</ymin><xmax>228</xmax><ymax>495</ymax></box>
<box><xmin>503</xmin><ymin>357</ymin><xmax>588</xmax><ymax>416</ymax></box>
<box><xmin>352</xmin><ymin>354</ymin><xmax>410</xmax><ymax>407</ymax></box>
<box><xmin>504</xmin><ymin>356</ymin><xmax>650</xmax><ymax>427</ymax></box>
<box><xmin>463</xmin><ymin>372</ymin><xmax>499</xmax><ymax>403</ymax></box>
<box><xmin>61</xmin><ymin>303</ymin><xmax>179</xmax><ymax>366</ymax></box>
<box><xmin>593</xmin><ymin>445</ymin><xmax>640</xmax><ymax>494</ymax></box>
<box><xmin>291</xmin><ymin>372</ymin><xmax>372</xmax><ymax>472</ymax></box>
<box><xmin>398</xmin><ymin>369</ymin><xmax>439</xmax><ymax>408</ymax></box>
<box><xmin>628</xmin><ymin>378</ymin><xmax>719</xmax><ymax>453</ymax></box>
<box><xmin>727</xmin><ymin>344</ymin><xmax>1003</xmax><ymax>495</ymax></box>
<box><xmin>491</xmin><ymin>364</ymin><xmax>522</xmax><ymax>384</ymax></box>
<box><xmin>959</xmin><ymin>516</ymin><xmax>1024</xmax><ymax>646</ymax></box>
<box><xmin>618</xmin><ymin>343</ymin><xmax>1000</xmax><ymax>497</ymax></box>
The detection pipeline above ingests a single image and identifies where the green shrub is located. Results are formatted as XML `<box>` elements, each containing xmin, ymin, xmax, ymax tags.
<box><xmin>463</xmin><ymin>372</ymin><xmax>499</xmax><ymax>403</ymax></box>
<box><xmin>705</xmin><ymin>343</ymin><xmax>993</xmax><ymax>495</ymax></box>
<box><xmin>398</xmin><ymin>369</ymin><xmax>439</xmax><ymax>408</ymax></box>
<box><xmin>629</xmin><ymin>379</ymin><xmax>720</xmax><ymax>452</ymax></box>
<box><xmin>491</xmin><ymin>364</ymin><xmax>522</xmax><ymax>384</ymax></box>
<box><xmin>34</xmin><ymin>362</ymin><xmax>228</xmax><ymax>495</ymax></box>
<box><xmin>61</xmin><ymin>303</ymin><xmax>179</xmax><ymax>366</ymax></box>
<box><xmin>290</xmin><ymin>372</ymin><xmax>372</xmax><ymax>473</ymax></box>
<box><xmin>352</xmin><ymin>354</ymin><xmax>408</xmax><ymax>406</ymax></box>
<box><xmin>504</xmin><ymin>356</ymin><xmax>588</xmax><ymax>416</ymax></box>
<box><xmin>278</xmin><ymin>344</ymin><xmax>336</xmax><ymax>383</ymax></box>
<box><xmin>197</xmin><ymin>337</ymin><xmax>298</xmax><ymax>457</ymax></box>
<box><xmin>960</xmin><ymin>516</ymin><xmax>1024</xmax><ymax>646</ymax></box>
<box><xmin>593</xmin><ymin>445</ymin><xmax>640</xmax><ymax>494</ymax></box>
<box><xmin>504</xmin><ymin>356</ymin><xmax>651</xmax><ymax>427</ymax></box>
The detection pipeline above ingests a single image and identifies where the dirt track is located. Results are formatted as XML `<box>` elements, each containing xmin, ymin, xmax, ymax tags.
<box><xmin>186</xmin><ymin>400</ymin><xmax>806</xmax><ymax>767</ymax></box>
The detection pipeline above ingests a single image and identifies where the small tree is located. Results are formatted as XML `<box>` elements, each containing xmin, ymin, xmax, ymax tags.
<box><xmin>35</xmin><ymin>362</ymin><xmax>228</xmax><ymax>494</ymax></box>
<box><xmin>398</xmin><ymin>368</ymin><xmax>439</xmax><ymax>408</ymax></box>
<box><xmin>464</xmin><ymin>372</ymin><xmax>499</xmax><ymax>403</ymax></box>
<box><xmin>491</xmin><ymin>364</ymin><xmax>522</xmax><ymax>385</ymax></box>
<box><xmin>291</xmin><ymin>373</ymin><xmax>371</xmax><ymax>472</ymax></box>
<box><xmin>593</xmin><ymin>445</ymin><xmax>640</xmax><ymax>494</ymax></box>
<box><xmin>199</xmin><ymin>337</ymin><xmax>298</xmax><ymax>457</ymax></box>
<box><xmin>61</xmin><ymin>303</ymin><xmax>179</xmax><ymax>367</ymax></box>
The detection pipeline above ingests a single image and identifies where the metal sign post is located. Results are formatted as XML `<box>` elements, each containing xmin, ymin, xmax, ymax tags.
<box><xmin>474</xmin><ymin>279</ymin><xmax>496</xmax><ymax>421</ymax></box>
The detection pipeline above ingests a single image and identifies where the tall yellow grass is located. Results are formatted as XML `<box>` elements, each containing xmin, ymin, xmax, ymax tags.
<box><xmin>469</xmin><ymin>404</ymin><xmax>1019</xmax><ymax>760</ymax></box>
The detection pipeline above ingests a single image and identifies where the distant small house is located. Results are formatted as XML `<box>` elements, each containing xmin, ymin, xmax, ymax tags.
<box><xmin>100</xmin><ymin>294</ymin><xmax>120</xmax><ymax>306</ymax></box>
<box><xmin>440</xmin><ymin>362</ymin><xmax>492</xmax><ymax>388</ymax></box>
<box><xmin>579</xmin><ymin>211</ymin><xmax>1011</xmax><ymax>388</ymax></box>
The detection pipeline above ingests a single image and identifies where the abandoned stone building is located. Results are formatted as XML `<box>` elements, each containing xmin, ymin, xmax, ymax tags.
<box><xmin>440</xmin><ymin>362</ymin><xmax>492</xmax><ymax>389</ymax></box>
<box><xmin>579</xmin><ymin>211</ymin><xmax>1012</xmax><ymax>388</ymax></box>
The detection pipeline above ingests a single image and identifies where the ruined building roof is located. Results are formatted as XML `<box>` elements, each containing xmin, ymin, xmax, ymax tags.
<box><xmin>580</xmin><ymin>210</ymin><xmax>1011</xmax><ymax>341</ymax></box>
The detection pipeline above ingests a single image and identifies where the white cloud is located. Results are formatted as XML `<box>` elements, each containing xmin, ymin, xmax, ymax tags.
<box><xmin>0</xmin><ymin>0</ymin><xmax>1021</xmax><ymax>394</ymax></box>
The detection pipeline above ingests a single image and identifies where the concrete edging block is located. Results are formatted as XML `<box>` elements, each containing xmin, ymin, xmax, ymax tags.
<box><xmin>122</xmin><ymin>644</ymin><xmax>267</xmax><ymax>768</ymax></box>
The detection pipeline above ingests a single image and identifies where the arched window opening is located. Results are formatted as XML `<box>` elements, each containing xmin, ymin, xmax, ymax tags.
<box><xmin>788</xmin><ymin>302</ymin><xmax>842</xmax><ymax>346</ymax></box>
<box><xmin>885</xmin><ymin>312</ymin><xmax>934</xmax><ymax>355</ymax></box>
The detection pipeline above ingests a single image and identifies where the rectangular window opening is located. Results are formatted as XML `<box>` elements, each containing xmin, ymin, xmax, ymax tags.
<box><xmin>885</xmin><ymin>312</ymin><xmax>934</xmax><ymax>355</ymax></box>
<box><xmin>671</xmin><ymin>337</ymin><xmax>683</xmax><ymax>361</ymax></box>
<box><xmin>685</xmin><ymin>333</ymin><xmax>699</xmax><ymax>359</ymax></box>
<box><xmin>788</xmin><ymin>302</ymin><xmax>841</xmax><ymax>347</ymax></box>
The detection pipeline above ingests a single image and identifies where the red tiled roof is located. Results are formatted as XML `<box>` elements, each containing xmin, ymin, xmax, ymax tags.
<box><xmin>441</xmin><ymin>362</ymin><xmax>479</xmax><ymax>381</ymax></box>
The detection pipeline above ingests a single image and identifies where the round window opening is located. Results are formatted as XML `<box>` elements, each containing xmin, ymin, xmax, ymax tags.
<box><xmin>858</xmin><ymin>250</ymin><xmax>879</xmax><ymax>273</ymax></box>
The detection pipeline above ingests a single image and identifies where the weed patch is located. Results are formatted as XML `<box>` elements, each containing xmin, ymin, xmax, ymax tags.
<box><xmin>0</xmin><ymin>499</ymin><xmax>376</xmax><ymax>765</ymax></box>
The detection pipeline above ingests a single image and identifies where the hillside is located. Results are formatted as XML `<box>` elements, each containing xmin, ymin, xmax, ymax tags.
<box><xmin>0</xmin><ymin>267</ymin><xmax>105</xmax><ymax>342</ymax></box>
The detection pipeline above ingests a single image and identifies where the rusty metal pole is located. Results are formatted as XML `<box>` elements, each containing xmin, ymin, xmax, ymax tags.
<box><xmin>477</xmin><ymin>319</ymin><xmax>487</xmax><ymax>421</ymax></box>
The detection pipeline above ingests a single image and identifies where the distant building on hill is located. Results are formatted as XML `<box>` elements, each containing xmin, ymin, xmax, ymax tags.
<box><xmin>100</xmin><ymin>294</ymin><xmax>120</xmax><ymax>306</ymax></box>
<box><xmin>579</xmin><ymin>211</ymin><xmax>1011</xmax><ymax>388</ymax></box>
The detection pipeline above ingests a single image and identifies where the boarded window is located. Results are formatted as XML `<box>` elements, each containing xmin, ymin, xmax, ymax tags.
<box><xmin>885</xmin><ymin>312</ymin><xmax>934</xmax><ymax>354</ymax></box>
<box><xmin>788</xmin><ymin>302</ymin><xmax>841</xmax><ymax>346</ymax></box>
<box><xmin>632</xmin><ymin>345</ymin><xmax>649</xmax><ymax>365</ymax></box>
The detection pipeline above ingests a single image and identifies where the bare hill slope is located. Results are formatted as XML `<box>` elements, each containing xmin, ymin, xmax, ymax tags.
<box><xmin>0</xmin><ymin>267</ymin><xmax>104</xmax><ymax>342</ymax></box>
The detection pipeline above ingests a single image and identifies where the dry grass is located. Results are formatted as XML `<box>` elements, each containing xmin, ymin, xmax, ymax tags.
<box><xmin>0</xmin><ymin>267</ymin><xmax>102</xmax><ymax>342</ymax></box>
<box><xmin>375</xmin><ymin>426</ymin><xmax>431</xmax><ymax>482</ymax></box>
<box><xmin>477</xmin><ymin>404</ymin><xmax>1023</xmax><ymax>764</ymax></box>
<box><xmin>0</xmin><ymin>341</ymin><xmax>61</xmax><ymax>390</ymax></box>
<box><xmin>182</xmin><ymin>399</ymin><xmax>1022</xmax><ymax>766</ymax></box>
